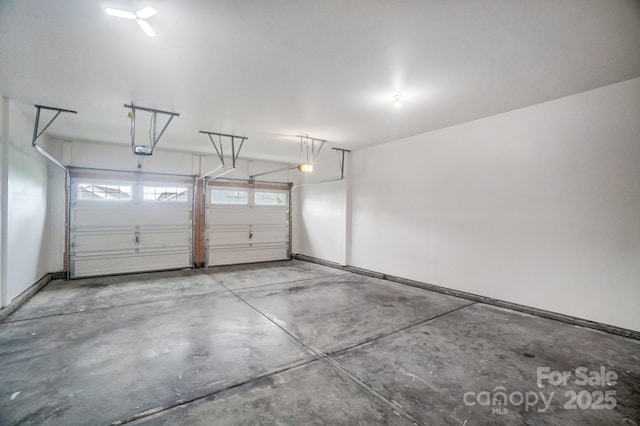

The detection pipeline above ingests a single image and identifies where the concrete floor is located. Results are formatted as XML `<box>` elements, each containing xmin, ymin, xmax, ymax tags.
<box><xmin>0</xmin><ymin>260</ymin><xmax>638</xmax><ymax>425</ymax></box>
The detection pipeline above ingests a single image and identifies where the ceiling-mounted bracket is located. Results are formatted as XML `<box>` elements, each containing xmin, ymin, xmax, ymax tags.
<box><xmin>292</xmin><ymin>147</ymin><xmax>351</xmax><ymax>190</ymax></box>
<box><xmin>299</xmin><ymin>133</ymin><xmax>326</xmax><ymax>164</ymax></box>
<box><xmin>125</xmin><ymin>103</ymin><xmax>180</xmax><ymax>169</ymax></box>
<box><xmin>332</xmin><ymin>148</ymin><xmax>350</xmax><ymax>179</ymax></box>
<box><xmin>32</xmin><ymin>104</ymin><xmax>77</xmax><ymax>147</ymax></box>
<box><xmin>197</xmin><ymin>131</ymin><xmax>247</xmax><ymax>179</ymax></box>
<box><xmin>249</xmin><ymin>165</ymin><xmax>299</xmax><ymax>184</ymax></box>
<box><xmin>248</xmin><ymin>134</ymin><xmax>329</xmax><ymax>184</ymax></box>
<box><xmin>32</xmin><ymin>104</ymin><xmax>78</xmax><ymax>171</ymax></box>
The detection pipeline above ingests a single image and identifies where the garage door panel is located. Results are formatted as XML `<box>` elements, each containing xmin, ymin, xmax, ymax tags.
<box><xmin>206</xmin><ymin>186</ymin><xmax>289</xmax><ymax>266</ymax></box>
<box><xmin>73</xmin><ymin>228</ymin><xmax>190</xmax><ymax>245</ymax></box>
<box><xmin>73</xmin><ymin>208</ymin><xmax>139</xmax><ymax>227</ymax></box>
<box><xmin>206</xmin><ymin>208</ymin><xmax>287</xmax><ymax>226</ymax></box>
<box><xmin>72</xmin><ymin>231</ymin><xmax>137</xmax><ymax>253</ymax></box>
<box><xmin>131</xmin><ymin>208</ymin><xmax>191</xmax><ymax>226</ymax></box>
<box><xmin>208</xmin><ymin>227</ymin><xmax>251</xmax><ymax>246</ymax></box>
<box><xmin>74</xmin><ymin>206</ymin><xmax>191</xmax><ymax>227</ymax></box>
<box><xmin>249</xmin><ymin>228</ymin><xmax>288</xmax><ymax>244</ymax></box>
<box><xmin>207</xmin><ymin>227</ymin><xmax>286</xmax><ymax>245</ymax></box>
<box><xmin>70</xmin><ymin>179</ymin><xmax>288</xmax><ymax>275</ymax></box>
<box><xmin>70</xmin><ymin>178</ymin><xmax>193</xmax><ymax>278</ymax></box>
<box><xmin>208</xmin><ymin>245</ymin><xmax>288</xmax><ymax>266</ymax></box>
<box><xmin>72</xmin><ymin>251</ymin><xmax>191</xmax><ymax>277</ymax></box>
<box><xmin>206</xmin><ymin>208</ymin><xmax>253</xmax><ymax>226</ymax></box>
<box><xmin>250</xmin><ymin>209</ymin><xmax>288</xmax><ymax>225</ymax></box>
<box><xmin>136</xmin><ymin>229</ymin><xmax>191</xmax><ymax>248</ymax></box>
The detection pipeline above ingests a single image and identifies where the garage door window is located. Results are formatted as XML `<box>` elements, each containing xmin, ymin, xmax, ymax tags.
<box><xmin>77</xmin><ymin>184</ymin><xmax>133</xmax><ymax>201</ymax></box>
<box><xmin>211</xmin><ymin>189</ymin><xmax>248</xmax><ymax>205</ymax></box>
<box><xmin>144</xmin><ymin>186</ymin><xmax>189</xmax><ymax>202</ymax></box>
<box><xmin>254</xmin><ymin>191</ymin><xmax>287</xmax><ymax>206</ymax></box>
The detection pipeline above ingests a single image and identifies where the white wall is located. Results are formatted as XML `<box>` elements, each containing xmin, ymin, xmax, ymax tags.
<box><xmin>0</xmin><ymin>97</ymin><xmax>52</xmax><ymax>307</ymax></box>
<box><xmin>348</xmin><ymin>78</ymin><xmax>640</xmax><ymax>331</ymax></box>
<box><xmin>292</xmin><ymin>148</ymin><xmax>350</xmax><ymax>265</ymax></box>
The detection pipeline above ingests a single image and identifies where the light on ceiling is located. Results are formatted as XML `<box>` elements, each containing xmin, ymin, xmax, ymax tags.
<box><xmin>298</xmin><ymin>133</ymin><xmax>323</xmax><ymax>173</ymax></box>
<box><xmin>135</xmin><ymin>7</ymin><xmax>157</xmax><ymax>19</ymax></box>
<box><xmin>105</xmin><ymin>8</ymin><xmax>136</xmax><ymax>19</ymax></box>
<box><xmin>137</xmin><ymin>19</ymin><xmax>156</xmax><ymax>37</ymax></box>
<box><xmin>393</xmin><ymin>94</ymin><xmax>403</xmax><ymax>107</ymax></box>
<box><xmin>105</xmin><ymin>6</ymin><xmax>157</xmax><ymax>37</ymax></box>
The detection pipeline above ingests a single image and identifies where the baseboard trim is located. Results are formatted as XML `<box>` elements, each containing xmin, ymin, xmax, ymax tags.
<box><xmin>0</xmin><ymin>273</ymin><xmax>54</xmax><ymax>323</ymax></box>
<box><xmin>51</xmin><ymin>271</ymin><xmax>67</xmax><ymax>280</ymax></box>
<box><xmin>293</xmin><ymin>254</ymin><xmax>639</xmax><ymax>340</ymax></box>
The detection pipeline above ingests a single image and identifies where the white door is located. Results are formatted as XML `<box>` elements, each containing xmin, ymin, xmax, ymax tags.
<box><xmin>69</xmin><ymin>178</ymin><xmax>193</xmax><ymax>278</ymax></box>
<box><xmin>206</xmin><ymin>185</ymin><xmax>289</xmax><ymax>266</ymax></box>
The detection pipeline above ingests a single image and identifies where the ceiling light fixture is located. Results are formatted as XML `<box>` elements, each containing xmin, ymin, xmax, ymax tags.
<box><xmin>393</xmin><ymin>94</ymin><xmax>403</xmax><ymax>107</ymax></box>
<box><xmin>247</xmin><ymin>135</ymin><xmax>328</xmax><ymax>183</ymax></box>
<box><xmin>134</xmin><ymin>7</ymin><xmax>157</xmax><ymax>19</ymax></box>
<box><xmin>298</xmin><ymin>134</ymin><xmax>324</xmax><ymax>173</ymax></box>
<box><xmin>105</xmin><ymin>8</ymin><xmax>136</xmax><ymax>19</ymax></box>
<box><xmin>105</xmin><ymin>6</ymin><xmax>158</xmax><ymax>37</ymax></box>
<box><xmin>136</xmin><ymin>19</ymin><xmax>156</xmax><ymax>37</ymax></box>
<box><xmin>298</xmin><ymin>163</ymin><xmax>313</xmax><ymax>173</ymax></box>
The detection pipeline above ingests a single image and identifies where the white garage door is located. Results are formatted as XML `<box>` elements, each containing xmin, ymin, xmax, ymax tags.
<box><xmin>69</xmin><ymin>177</ymin><xmax>193</xmax><ymax>278</ymax></box>
<box><xmin>206</xmin><ymin>185</ymin><xmax>290</xmax><ymax>266</ymax></box>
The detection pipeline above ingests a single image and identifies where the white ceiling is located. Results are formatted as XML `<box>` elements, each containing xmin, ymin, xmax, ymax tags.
<box><xmin>1</xmin><ymin>0</ymin><xmax>639</xmax><ymax>163</ymax></box>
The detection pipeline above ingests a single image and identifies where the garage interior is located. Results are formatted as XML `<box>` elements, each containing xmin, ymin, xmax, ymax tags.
<box><xmin>1</xmin><ymin>1</ymin><xmax>639</xmax><ymax>425</ymax></box>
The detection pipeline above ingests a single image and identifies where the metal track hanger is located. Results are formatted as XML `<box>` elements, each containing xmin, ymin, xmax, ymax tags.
<box><xmin>292</xmin><ymin>148</ymin><xmax>350</xmax><ymax>189</ymax></box>
<box><xmin>31</xmin><ymin>104</ymin><xmax>78</xmax><ymax>279</ymax></box>
<box><xmin>197</xmin><ymin>131</ymin><xmax>247</xmax><ymax>180</ymax></box>
<box><xmin>32</xmin><ymin>104</ymin><xmax>78</xmax><ymax>171</ymax></box>
<box><xmin>300</xmin><ymin>134</ymin><xmax>326</xmax><ymax>167</ymax></box>
<box><xmin>125</xmin><ymin>103</ymin><xmax>180</xmax><ymax>169</ymax></box>
<box><xmin>248</xmin><ymin>134</ymin><xmax>327</xmax><ymax>183</ymax></box>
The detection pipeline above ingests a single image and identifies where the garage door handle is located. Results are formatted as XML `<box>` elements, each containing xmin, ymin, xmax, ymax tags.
<box><xmin>134</xmin><ymin>232</ymin><xmax>140</xmax><ymax>245</ymax></box>
<box><xmin>249</xmin><ymin>231</ymin><xmax>253</xmax><ymax>240</ymax></box>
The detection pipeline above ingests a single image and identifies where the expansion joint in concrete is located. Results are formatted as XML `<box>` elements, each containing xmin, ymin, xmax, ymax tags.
<box><xmin>216</xmin><ymin>280</ymin><xmax>475</xmax><ymax>426</ymax></box>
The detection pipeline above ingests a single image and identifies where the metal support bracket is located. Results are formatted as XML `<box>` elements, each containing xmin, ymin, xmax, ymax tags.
<box><xmin>292</xmin><ymin>148</ymin><xmax>350</xmax><ymax>189</ymax></box>
<box><xmin>248</xmin><ymin>134</ymin><xmax>328</xmax><ymax>183</ymax></box>
<box><xmin>32</xmin><ymin>104</ymin><xmax>77</xmax><ymax>171</ymax></box>
<box><xmin>31</xmin><ymin>104</ymin><xmax>77</xmax><ymax>279</ymax></box>
<box><xmin>249</xmin><ymin>165</ymin><xmax>299</xmax><ymax>184</ymax></box>
<box><xmin>125</xmin><ymin>103</ymin><xmax>180</xmax><ymax>169</ymax></box>
<box><xmin>197</xmin><ymin>131</ymin><xmax>247</xmax><ymax>179</ymax></box>
<box><xmin>334</xmin><ymin>147</ymin><xmax>349</xmax><ymax>179</ymax></box>
<box><xmin>298</xmin><ymin>133</ymin><xmax>326</xmax><ymax>164</ymax></box>
<box><xmin>310</xmin><ymin>137</ymin><xmax>326</xmax><ymax>162</ymax></box>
